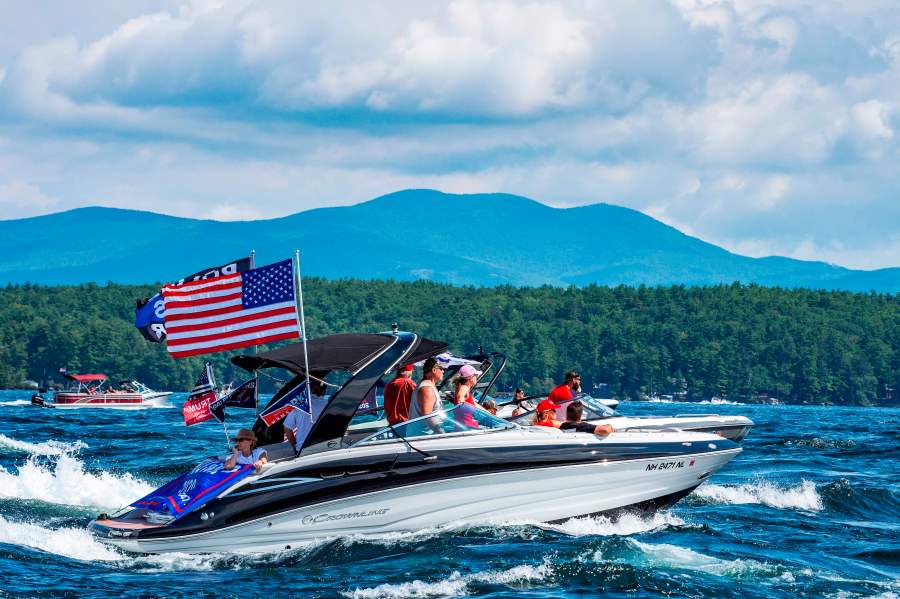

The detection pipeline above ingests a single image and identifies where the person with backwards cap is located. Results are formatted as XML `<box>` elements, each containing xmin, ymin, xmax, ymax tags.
<box><xmin>383</xmin><ymin>364</ymin><xmax>417</xmax><ymax>425</ymax></box>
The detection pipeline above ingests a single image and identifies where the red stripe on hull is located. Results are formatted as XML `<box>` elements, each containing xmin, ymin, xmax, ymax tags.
<box><xmin>54</xmin><ymin>393</ymin><xmax>144</xmax><ymax>405</ymax></box>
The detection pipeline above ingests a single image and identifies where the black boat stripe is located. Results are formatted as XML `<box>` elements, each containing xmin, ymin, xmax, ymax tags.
<box><xmin>138</xmin><ymin>443</ymin><xmax>738</xmax><ymax>539</ymax></box>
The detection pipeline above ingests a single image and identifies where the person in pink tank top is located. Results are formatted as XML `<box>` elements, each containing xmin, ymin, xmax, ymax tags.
<box><xmin>453</xmin><ymin>364</ymin><xmax>483</xmax><ymax>428</ymax></box>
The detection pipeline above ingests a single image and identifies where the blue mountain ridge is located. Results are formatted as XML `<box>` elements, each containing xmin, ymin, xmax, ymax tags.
<box><xmin>1</xmin><ymin>189</ymin><xmax>897</xmax><ymax>291</ymax></box>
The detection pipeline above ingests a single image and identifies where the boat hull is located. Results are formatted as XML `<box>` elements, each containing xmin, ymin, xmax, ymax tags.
<box><xmin>602</xmin><ymin>415</ymin><xmax>754</xmax><ymax>443</ymax></box>
<box><xmin>95</xmin><ymin>443</ymin><xmax>739</xmax><ymax>554</ymax></box>
<box><xmin>49</xmin><ymin>392</ymin><xmax>147</xmax><ymax>409</ymax></box>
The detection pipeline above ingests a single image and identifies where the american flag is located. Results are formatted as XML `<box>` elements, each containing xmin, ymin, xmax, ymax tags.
<box><xmin>163</xmin><ymin>258</ymin><xmax>301</xmax><ymax>358</ymax></box>
<box><xmin>183</xmin><ymin>362</ymin><xmax>218</xmax><ymax>426</ymax></box>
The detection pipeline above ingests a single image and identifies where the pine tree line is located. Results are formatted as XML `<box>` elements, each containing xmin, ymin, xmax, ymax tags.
<box><xmin>1</xmin><ymin>281</ymin><xmax>897</xmax><ymax>406</ymax></box>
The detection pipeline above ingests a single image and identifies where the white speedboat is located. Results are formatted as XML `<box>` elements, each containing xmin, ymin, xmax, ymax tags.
<box><xmin>91</xmin><ymin>331</ymin><xmax>742</xmax><ymax>554</ymax></box>
<box><xmin>506</xmin><ymin>394</ymin><xmax>754</xmax><ymax>443</ymax></box>
<box><xmin>120</xmin><ymin>380</ymin><xmax>173</xmax><ymax>402</ymax></box>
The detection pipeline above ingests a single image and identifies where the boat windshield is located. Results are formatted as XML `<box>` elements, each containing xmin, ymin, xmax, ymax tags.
<box><xmin>506</xmin><ymin>393</ymin><xmax>620</xmax><ymax>426</ymax></box>
<box><xmin>354</xmin><ymin>404</ymin><xmax>515</xmax><ymax>446</ymax></box>
<box><xmin>577</xmin><ymin>394</ymin><xmax>621</xmax><ymax>418</ymax></box>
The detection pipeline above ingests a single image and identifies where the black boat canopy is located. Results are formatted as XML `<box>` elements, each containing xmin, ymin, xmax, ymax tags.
<box><xmin>238</xmin><ymin>331</ymin><xmax>449</xmax><ymax>449</ymax></box>
<box><xmin>232</xmin><ymin>333</ymin><xmax>447</xmax><ymax>376</ymax></box>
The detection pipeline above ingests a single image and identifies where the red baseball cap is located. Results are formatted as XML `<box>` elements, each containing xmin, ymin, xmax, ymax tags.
<box><xmin>536</xmin><ymin>398</ymin><xmax>561</xmax><ymax>413</ymax></box>
<box><xmin>401</xmin><ymin>364</ymin><xmax>414</xmax><ymax>372</ymax></box>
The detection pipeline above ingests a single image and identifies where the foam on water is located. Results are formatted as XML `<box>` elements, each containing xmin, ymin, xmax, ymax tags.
<box><xmin>0</xmin><ymin>433</ymin><xmax>87</xmax><ymax>456</ymax></box>
<box><xmin>694</xmin><ymin>479</ymin><xmax>823</xmax><ymax>511</ymax></box>
<box><xmin>343</xmin><ymin>561</ymin><xmax>553</xmax><ymax>599</ymax></box>
<box><xmin>0</xmin><ymin>399</ymin><xmax>33</xmax><ymax>406</ymax></box>
<box><xmin>131</xmin><ymin>552</ymin><xmax>233</xmax><ymax>573</ymax></box>
<box><xmin>545</xmin><ymin>511</ymin><xmax>685</xmax><ymax>537</ymax></box>
<box><xmin>0</xmin><ymin>515</ymin><xmax>123</xmax><ymax>562</ymax></box>
<box><xmin>626</xmin><ymin>540</ymin><xmax>781</xmax><ymax>578</ymax></box>
<box><xmin>0</xmin><ymin>453</ymin><xmax>153</xmax><ymax>509</ymax></box>
<box><xmin>698</xmin><ymin>399</ymin><xmax>744</xmax><ymax>405</ymax></box>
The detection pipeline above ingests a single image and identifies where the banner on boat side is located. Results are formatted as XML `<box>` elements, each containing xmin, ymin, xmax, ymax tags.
<box><xmin>162</xmin><ymin>258</ymin><xmax>300</xmax><ymax>358</ymax></box>
<box><xmin>210</xmin><ymin>377</ymin><xmax>258</xmax><ymax>423</ymax></box>
<box><xmin>259</xmin><ymin>380</ymin><xmax>310</xmax><ymax>426</ymax></box>
<box><xmin>134</xmin><ymin>257</ymin><xmax>252</xmax><ymax>344</ymax></box>
<box><xmin>183</xmin><ymin>362</ymin><xmax>218</xmax><ymax>426</ymax></box>
<box><xmin>129</xmin><ymin>458</ymin><xmax>254</xmax><ymax>521</ymax></box>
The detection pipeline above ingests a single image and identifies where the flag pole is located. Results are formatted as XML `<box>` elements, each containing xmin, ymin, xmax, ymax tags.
<box><xmin>254</xmin><ymin>369</ymin><xmax>260</xmax><ymax>416</ymax></box>
<box><xmin>294</xmin><ymin>250</ymin><xmax>312</xmax><ymax>415</ymax></box>
<box><xmin>210</xmin><ymin>363</ymin><xmax>230</xmax><ymax>452</ymax></box>
<box><xmin>250</xmin><ymin>249</ymin><xmax>261</xmax><ymax>416</ymax></box>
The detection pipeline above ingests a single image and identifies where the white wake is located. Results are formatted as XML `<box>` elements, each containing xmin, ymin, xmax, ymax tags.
<box><xmin>544</xmin><ymin>511</ymin><xmax>686</xmax><ymax>537</ymax></box>
<box><xmin>0</xmin><ymin>433</ymin><xmax>87</xmax><ymax>456</ymax></box>
<box><xmin>0</xmin><ymin>452</ymin><xmax>153</xmax><ymax>509</ymax></box>
<box><xmin>343</xmin><ymin>560</ymin><xmax>553</xmax><ymax>598</ymax></box>
<box><xmin>694</xmin><ymin>480</ymin><xmax>823</xmax><ymax>511</ymax></box>
<box><xmin>0</xmin><ymin>516</ymin><xmax>123</xmax><ymax>562</ymax></box>
<box><xmin>625</xmin><ymin>539</ymin><xmax>784</xmax><ymax>578</ymax></box>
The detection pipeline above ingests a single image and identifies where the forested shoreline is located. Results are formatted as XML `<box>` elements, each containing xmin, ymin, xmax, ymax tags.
<box><xmin>0</xmin><ymin>281</ymin><xmax>897</xmax><ymax>406</ymax></box>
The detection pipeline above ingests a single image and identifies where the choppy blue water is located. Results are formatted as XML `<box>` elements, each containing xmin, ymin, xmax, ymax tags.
<box><xmin>0</xmin><ymin>391</ymin><xmax>897</xmax><ymax>599</ymax></box>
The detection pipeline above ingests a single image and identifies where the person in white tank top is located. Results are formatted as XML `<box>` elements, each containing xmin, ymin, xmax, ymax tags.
<box><xmin>408</xmin><ymin>357</ymin><xmax>447</xmax><ymax>432</ymax></box>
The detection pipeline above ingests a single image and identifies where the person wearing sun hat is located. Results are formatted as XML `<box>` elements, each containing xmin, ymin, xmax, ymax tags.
<box><xmin>222</xmin><ymin>428</ymin><xmax>268</xmax><ymax>473</ymax></box>
<box><xmin>384</xmin><ymin>363</ymin><xmax>416</xmax><ymax>424</ymax></box>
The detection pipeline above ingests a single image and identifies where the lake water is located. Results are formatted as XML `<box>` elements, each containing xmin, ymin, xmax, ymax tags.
<box><xmin>0</xmin><ymin>391</ymin><xmax>897</xmax><ymax>598</ymax></box>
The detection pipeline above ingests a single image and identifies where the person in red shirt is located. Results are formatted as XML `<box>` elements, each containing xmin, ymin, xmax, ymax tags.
<box><xmin>548</xmin><ymin>370</ymin><xmax>581</xmax><ymax>405</ymax></box>
<box><xmin>533</xmin><ymin>398</ymin><xmax>562</xmax><ymax>428</ymax></box>
<box><xmin>383</xmin><ymin>364</ymin><xmax>417</xmax><ymax>424</ymax></box>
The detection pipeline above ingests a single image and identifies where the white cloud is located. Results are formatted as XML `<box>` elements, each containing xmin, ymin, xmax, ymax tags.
<box><xmin>208</xmin><ymin>202</ymin><xmax>264</xmax><ymax>221</ymax></box>
<box><xmin>0</xmin><ymin>181</ymin><xmax>59</xmax><ymax>219</ymax></box>
<box><xmin>0</xmin><ymin>1</ymin><xmax>898</xmax><ymax>270</ymax></box>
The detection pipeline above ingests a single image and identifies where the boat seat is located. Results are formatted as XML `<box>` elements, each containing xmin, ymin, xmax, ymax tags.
<box><xmin>260</xmin><ymin>441</ymin><xmax>296</xmax><ymax>462</ymax></box>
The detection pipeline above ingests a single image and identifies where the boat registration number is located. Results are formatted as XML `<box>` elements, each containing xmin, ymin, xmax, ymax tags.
<box><xmin>646</xmin><ymin>459</ymin><xmax>695</xmax><ymax>471</ymax></box>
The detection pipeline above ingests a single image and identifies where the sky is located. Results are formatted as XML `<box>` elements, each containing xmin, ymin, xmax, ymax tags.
<box><xmin>0</xmin><ymin>1</ymin><xmax>898</xmax><ymax>270</ymax></box>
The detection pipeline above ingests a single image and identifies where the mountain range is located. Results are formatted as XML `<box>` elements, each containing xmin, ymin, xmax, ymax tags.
<box><xmin>1</xmin><ymin>189</ymin><xmax>898</xmax><ymax>292</ymax></box>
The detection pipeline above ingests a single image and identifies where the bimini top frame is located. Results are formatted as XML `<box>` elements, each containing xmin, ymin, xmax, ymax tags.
<box><xmin>233</xmin><ymin>331</ymin><xmax>448</xmax><ymax>452</ymax></box>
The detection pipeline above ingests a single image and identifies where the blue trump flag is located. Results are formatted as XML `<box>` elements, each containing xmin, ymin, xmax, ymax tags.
<box><xmin>134</xmin><ymin>294</ymin><xmax>166</xmax><ymax>343</ymax></box>
<box><xmin>129</xmin><ymin>458</ymin><xmax>255</xmax><ymax>521</ymax></box>
<box><xmin>259</xmin><ymin>379</ymin><xmax>310</xmax><ymax>426</ymax></box>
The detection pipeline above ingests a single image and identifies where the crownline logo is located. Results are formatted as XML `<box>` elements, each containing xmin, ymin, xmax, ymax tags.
<box><xmin>301</xmin><ymin>508</ymin><xmax>390</xmax><ymax>525</ymax></box>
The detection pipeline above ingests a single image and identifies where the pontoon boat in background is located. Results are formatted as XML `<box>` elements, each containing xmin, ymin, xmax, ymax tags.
<box><xmin>91</xmin><ymin>331</ymin><xmax>742</xmax><ymax>554</ymax></box>
<box><xmin>31</xmin><ymin>374</ymin><xmax>169</xmax><ymax>409</ymax></box>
